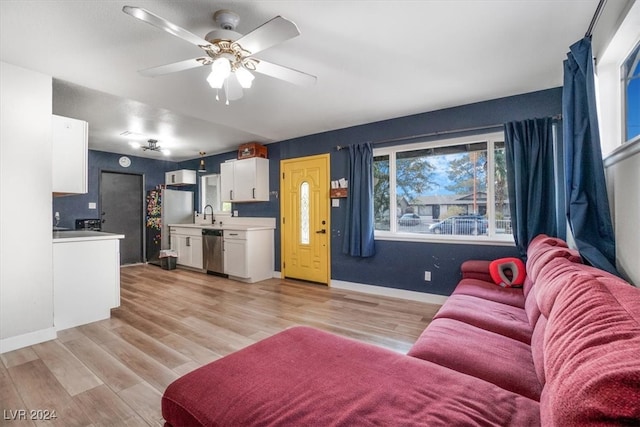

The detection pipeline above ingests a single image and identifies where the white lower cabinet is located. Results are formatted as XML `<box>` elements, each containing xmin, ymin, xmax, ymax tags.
<box><xmin>170</xmin><ymin>227</ymin><xmax>203</xmax><ymax>269</ymax></box>
<box><xmin>224</xmin><ymin>232</ymin><xmax>249</xmax><ymax>278</ymax></box>
<box><xmin>224</xmin><ymin>229</ymin><xmax>274</xmax><ymax>283</ymax></box>
<box><xmin>53</xmin><ymin>237</ymin><xmax>121</xmax><ymax>331</ymax></box>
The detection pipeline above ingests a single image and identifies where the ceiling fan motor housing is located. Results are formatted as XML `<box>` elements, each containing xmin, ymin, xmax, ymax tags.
<box><xmin>213</xmin><ymin>10</ymin><xmax>240</xmax><ymax>31</ymax></box>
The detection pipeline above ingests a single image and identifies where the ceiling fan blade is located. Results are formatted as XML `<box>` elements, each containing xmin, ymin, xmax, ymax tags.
<box><xmin>236</xmin><ymin>16</ymin><xmax>300</xmax><ymax>55</ymax></box>
<box><xmin>123</xmin><ymin>6</ymin><xmax>211</xmax><ymax>48</ymax></box>
<box><xmin>139</xmin><ymin>57</ymin><xmax>207</xmax><ymax>77</ymax></box>
<box><xmin>254</xmin><ymin>60</ymin><xmax>317</xmax><ymax>86</ymax></box>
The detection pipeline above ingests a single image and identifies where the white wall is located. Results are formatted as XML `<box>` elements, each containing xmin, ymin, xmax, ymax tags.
<box><xmin>0</xmin><ymin>61</ymin><xmax>56</xmax><ymax>352</ymax></box>
<box><xmin>593</xmin><ymin>1</ymin><xmax>640</xmax><ymax>285</ymax></box>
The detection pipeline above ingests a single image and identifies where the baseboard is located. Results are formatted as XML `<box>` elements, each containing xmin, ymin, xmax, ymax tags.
<box><xmin>0</xmin><ymin>327</ymin><xmax>57</xmax><ymax>354</ymax></box>
<box><xmin>273</xmin><ymin>271</ymin><xmax>447</xmax><ymax>304</ymax></box>
<box><xmin>330</xmin><ymin>280</ymin><xmax>448</xmax><ymax>305</ymax></box>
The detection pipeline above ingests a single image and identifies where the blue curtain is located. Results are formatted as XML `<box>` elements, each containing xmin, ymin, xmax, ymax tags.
<box><xmin>563</xmin><ymin>37</ymin><xmax>618</xmax><ymax>275</ymax></box>
<box><xmin>342</xmin><ymin>143</ymin><xmax>376</xmax><ymax>257</ymax></box>
<box><xmin>505</xmin><ymin>118</ymin><xmax>557</xmax><ymax>256</ymax></box>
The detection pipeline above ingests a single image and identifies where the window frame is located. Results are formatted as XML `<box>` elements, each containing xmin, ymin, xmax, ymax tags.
<box><xmin>373</xmin><ymin>131</ymin><xmax>514</xmax><ymax>246</ymax></box>
<box><xmin>622</xmin><ymin>40</ymin><xmax>640</xmax><ymax>144</ymax></box>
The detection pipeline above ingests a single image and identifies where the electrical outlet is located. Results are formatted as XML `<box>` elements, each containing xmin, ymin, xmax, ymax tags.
<box><xmin>424</xmin><ymin>271</ymin><xmax>432</xmax><ymax>281</ymax></box>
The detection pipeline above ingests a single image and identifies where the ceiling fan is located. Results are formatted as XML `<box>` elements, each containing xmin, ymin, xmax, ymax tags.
<box><xmin>122</xmin><ymin>6</ymin><xmax>317</xmax><ymax>103</ymax></box>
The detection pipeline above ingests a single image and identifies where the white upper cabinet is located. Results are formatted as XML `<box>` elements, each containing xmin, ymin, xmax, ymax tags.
<box><xmin>166</xmin><ymin>169</ymin><xmax>197</xmax><ymax>186</ymax></box>
<box><xmin>52</xmin><ymin>114</ymin><xmax>88</xmax><ymax>196</ymax></box>
<box><xmin>220</xmin><ymin>158</ymin><xmax>269</xmax><ymax>202</ymax></box>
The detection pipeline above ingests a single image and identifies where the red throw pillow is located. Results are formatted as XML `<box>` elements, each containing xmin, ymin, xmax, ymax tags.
<box><xmin>489</xmin><ymin>257</ymin><xmax>526</xmax><ymax>288</ymax></box>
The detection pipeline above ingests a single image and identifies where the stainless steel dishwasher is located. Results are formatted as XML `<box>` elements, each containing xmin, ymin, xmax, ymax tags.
<box><xmin>202</xmin><ymin>229</ymin><xmax>225</xmax><ymax>275</ymax></box>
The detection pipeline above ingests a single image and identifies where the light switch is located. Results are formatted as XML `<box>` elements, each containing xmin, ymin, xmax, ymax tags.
<box><xmin>332</xmin><ymin>199</ymin><xmax>340</xmax><ymax>207</ymax></box>
<box><xmin>88</xmin><ymin>202</ymin><xmax>97</xmax><ymax>209</ymax></box>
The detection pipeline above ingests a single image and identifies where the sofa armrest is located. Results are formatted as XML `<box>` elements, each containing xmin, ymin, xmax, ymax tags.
<box><xmin>461</xmin><ymin>260</ymin><xmax>492</xmax><ymax>282</ymax></box>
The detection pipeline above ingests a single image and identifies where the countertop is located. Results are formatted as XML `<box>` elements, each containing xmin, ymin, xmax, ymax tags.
<box><xmin>168</xmin><ymin>223</ymin><xmax>275</xmax><ymax>231</ymax></box>
<box><xmin>53</xmin><ymin>230</ymin><xmax>125</xmax><ymax>243</ymax></box>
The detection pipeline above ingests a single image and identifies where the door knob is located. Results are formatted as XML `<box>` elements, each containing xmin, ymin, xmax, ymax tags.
<box><xmin>315</xmin><ymin>229</ymin><xmax>327</xmax><ymax>234</ymax></box>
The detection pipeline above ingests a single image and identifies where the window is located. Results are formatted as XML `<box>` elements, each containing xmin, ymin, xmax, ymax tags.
<box><xmin>200</xmin><ymin>174</ymin><xmax>231</xmax><ymax>214</ymax></box>
<box><xmin>300</xmin><ymin>181</ymin><xmax>310</xmax><ymax>244</ymax></box>
<box><xmin>374</xmin><ymin>132</ymin><xmax>512</xmax><ymax>243</ymax></box>
<box><xmin>622</xmin><ymin>41</ymin><xmax>640</xmax><ymax>143</ymax></box>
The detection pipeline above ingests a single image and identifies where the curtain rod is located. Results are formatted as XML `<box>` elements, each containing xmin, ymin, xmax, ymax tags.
<box><xmin>585</xmin><ymin>0</ymin><xmax>607</xmax><ymax>37</ymax></box>
<box><xmin>334</xmin><ymin>114</ymin><xmax>562</xmax><ymax>151</ymax></box>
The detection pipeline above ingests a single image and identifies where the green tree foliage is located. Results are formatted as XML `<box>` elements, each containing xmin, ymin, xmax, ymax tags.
<box><xmin>494</xmin><ymin>146</ymin><xmax>508</xmax><ymax>219</ymax></box>
<box><xmin>445</xmin><ymin>151</ymin><xmax>487</xmax><ymax>194</ymax></box>
<box><xmin>396</xmin><ymin>155</ymin><xmax>437</xmax><ymax>201</ymax></box>
<box><xmin>373</xmin><ymin>156</ymin><xmax>390</xmax><ymax>228</ymax></box>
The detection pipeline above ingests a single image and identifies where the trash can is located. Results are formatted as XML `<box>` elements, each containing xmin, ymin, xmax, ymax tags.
<box><xmin>159</xmin><ymin>249</ymin><xmax>178</xmax><ymax>270</ymax></box>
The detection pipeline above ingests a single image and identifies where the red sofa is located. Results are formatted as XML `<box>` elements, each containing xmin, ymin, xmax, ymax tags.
<box><xmin>162</xmin><ymin>235</ymin><xmax>640</xmax><ymax>426</ymax></box>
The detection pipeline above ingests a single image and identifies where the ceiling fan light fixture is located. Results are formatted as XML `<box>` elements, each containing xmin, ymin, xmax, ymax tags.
<box><xmin>207</xmin><ymin>58</ymin><xmax>231</xmax><ymax>88</ymax></box>
<box><xmin>235</xmin><ymin>67</ymin><xmax>255</xmax><ymax>89</ymax></box>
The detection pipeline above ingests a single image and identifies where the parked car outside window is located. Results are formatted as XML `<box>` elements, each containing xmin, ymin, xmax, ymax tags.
<box><xmin>428</xmin><ymin>215</ymin><xmax>488</xmax><ymax>235</ymax></box>
<box><xmin>398</xmin><ymin>213</ymin><xmax>421</xmax><ymax>226</ymax></box>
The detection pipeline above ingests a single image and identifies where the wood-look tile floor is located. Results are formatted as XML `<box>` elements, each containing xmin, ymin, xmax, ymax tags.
<box><xmin>1</xmin><ymin>264</ymin><xmax>440</xmax><ymax>427</ymax></box>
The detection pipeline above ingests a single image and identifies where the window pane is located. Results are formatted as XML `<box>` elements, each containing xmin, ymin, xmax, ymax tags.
<box><xmin>200</xmin><ymin>174</ymin><xmax>231</xmax><ymax>212</ymax></box>
<box><xmin>300</xmin><ymin>181</ymin><xmax>310</xmax><ymax>244</ymax></box>
<box><xmin>494</xmin><ymin>141</ymin><xmax>511</xmax><ymax>235</ymax></box>
<box><xmin>396</xmin><ymin>142</ymin><xmax>488</xmax><ymax>235</ymax></box>
<box><xmin>374</xmin><ymin>155</ymin><xmax>390</xmax><ymax>230</ymax></box>
<box><xmin>623</xmin><ymin>42</ymin><xmax>640</xmax><ymax>142</ymax></box>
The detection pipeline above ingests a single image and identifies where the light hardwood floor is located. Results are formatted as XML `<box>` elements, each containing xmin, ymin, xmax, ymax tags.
<box><xmin>1</xmin><ymin>264</ymin><xmax>440</xmax><ymax>426</ymax></box>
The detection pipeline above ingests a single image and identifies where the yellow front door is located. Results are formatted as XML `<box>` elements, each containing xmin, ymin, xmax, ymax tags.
<box><xmin>281</xmin><ymin>154</ymin><xmax>330</xmax><ymax>284</ymax></box>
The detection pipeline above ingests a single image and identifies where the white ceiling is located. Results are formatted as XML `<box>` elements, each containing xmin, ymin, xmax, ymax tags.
<box><xmin>0</xmin><ymin>0</ymin><xmax>598</xmax><ymax>161</ymax></box>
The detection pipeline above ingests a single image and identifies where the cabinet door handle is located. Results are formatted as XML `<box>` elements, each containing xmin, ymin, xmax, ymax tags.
<box><xmin>186</xmin><ymin>237</ymin><xmax>191</xmax><ymax>247</ymax></box>
<box><xmin>252</xmin><ymin>188</ymin><xmax>256</xmax><ymax>199</ymax></box>
<box><xmin>230</xmin><ymin>190</ymin><xmax>234</xmax><ymax>200</ymax></box>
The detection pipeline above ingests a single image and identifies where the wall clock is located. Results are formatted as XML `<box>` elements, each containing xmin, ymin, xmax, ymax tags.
<box><xmin>119</xmin><ymin>156</ymin><xmax>131</xmax><ymax>168</ymax></box>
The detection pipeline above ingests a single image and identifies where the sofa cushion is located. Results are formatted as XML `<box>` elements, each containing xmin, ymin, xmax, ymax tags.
<box><xmin>408</xmin><ymin>318</ymin><xmax>541</xmax><ymax>401</ymax></box>
<box><xmin>527</xmin><ymin>245</ymin><xmax>582</xmax><ymax>284</ymax></box>
<box><xmin>452</xmin><ymin>278</ymin><xmax>526</xmax><ymax>308</ymax></box>
<box><xmin>460</xmin><ymin>259</ymin><xmax>492</xmax><ymax>282</ymax></box>
<box><xmin>530</xmin><ymin>315</ymin><xmax>547</xmax><ymax>387</ymax></box>
<box><xmin>434</xmin><ymin>294</ymin><xmax>532</xmax><ymax>343</ymax></box>
<box><xmin>535</xmin><ymin>257</ymin><xmax>621</xmax><ymax>318</ymax></box>
<box><xmin>540</xmin><ymin>273</ymin><xmax>640</xmax><ymax>425</ymax></box>
<box><xmin>524</xmin><ymin>284</ymin><xmax>541</xmax><ymax>327</ymax></box>
<box><xmin>162</xmin><ymin>326</ymin><xmax>540</xmax><ymax>426</ymax></box>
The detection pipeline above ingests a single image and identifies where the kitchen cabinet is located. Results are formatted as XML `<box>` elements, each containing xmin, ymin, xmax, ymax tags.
<box><xmin>52</xmin><ymin>114</ymin><xmax>88</xmax><ymax>196</ymax></box>
<box><xmin>166</xmin><ymin>169</ymin><xmax>197</xmax><ymax>186</ymax></box>
<box><xmin>220</xmin><ymin>158</ymin><xmax>269</xmax><ymax>202</ymax></box>
<box><xmin>224</xmin><ymin>229</ymin><xmax>274</xmax><ymax>283</ymax></box>
<box><xmin>170</xmin><ymin>226</ymin><xmax>203</xmax><ymax>269</ymax></box>
<box><xmin>53</xmin><ymin>232</ymin><xmax>123</xmax><ymax>331</ymax></box>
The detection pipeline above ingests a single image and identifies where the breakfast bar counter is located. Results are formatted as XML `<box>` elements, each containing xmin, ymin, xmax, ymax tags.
<box><xmin>52</xmin><ymin>231</ymin><xmax>124</xmax><ymax>330</ymax></box>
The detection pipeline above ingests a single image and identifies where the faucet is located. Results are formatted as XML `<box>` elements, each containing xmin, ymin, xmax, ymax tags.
<box><xmin>203</xmin><ymin>205</ymin><xmax>215</xmax><ymax>224</ymax></box>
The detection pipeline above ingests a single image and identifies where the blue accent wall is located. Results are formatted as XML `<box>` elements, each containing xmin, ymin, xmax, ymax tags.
<box><xmin>52</xmin><ymin>150</ymin><xmax>182</xmax><ymax>229</ymax></box>
<box><xmin>56</xmin><ymin>87</ymin><xmax>562</xmax><ymax>296</ymax></box>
